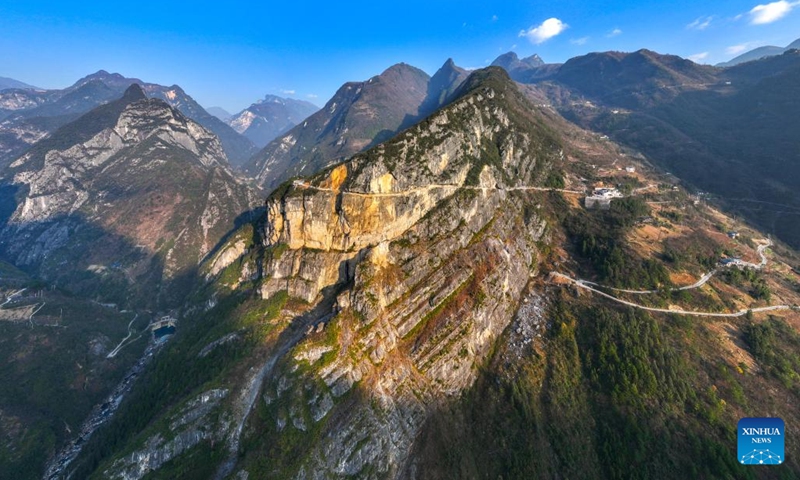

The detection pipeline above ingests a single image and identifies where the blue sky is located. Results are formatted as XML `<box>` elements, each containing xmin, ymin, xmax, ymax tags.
<box><xmin>1</xmin><ymin>1</ymin><xmax>798</xmax><ymax>112</ymax></box>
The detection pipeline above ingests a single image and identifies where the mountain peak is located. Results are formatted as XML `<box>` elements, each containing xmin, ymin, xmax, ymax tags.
<box><xmin>258</xmin><ymin>94</ymin><xmax>287</xmax><ymax>105</ymax></box>
<box><xmin>522</xmin><ymin>53</ymin><xmax>544</xmax><ymax>67</ymax></box>
<box><xmin>454</xmin><ymin>66</ymin><xmax>513</xmax><ymax>98</ymax></box>
<box><xmin>123</xmin><ymin>83</ymin><xmax>147</xmax><ymax>101</ymax></box>
<box><xmin>380</xmin><ymin>62</ymin><xmax>428</xmax><ymax>79</ymax></box>
<box><xmin>420</xmin><ymin>58</ymin><xmax>470</xmax><ymax>115</ymax></box>
<box><xmin>86</xmin><ymin>70</ymin><xmax>127</xmax><ymax>80</ymax></box>
<box><xmin>491</xmin><ymin>52</ymin><xmax>521</xmax><ymax>70</ymax></box>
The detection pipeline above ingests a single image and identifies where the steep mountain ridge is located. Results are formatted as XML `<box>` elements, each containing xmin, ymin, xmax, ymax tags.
<box><xmin>0</xmin><ymin>84</ymin><xmax>258</xmax><ymax>307</ymax></box>
<box><xmin>71</xmin><ymin>66</ymin><xmax>568</xmax><ymax>479</ymax></box>
<box><xmin>491</xmin><ymin>52</ymin><xmax>561</xmax><ymax>83</ymax></box>
<box><xmin>74</xmin><ymin>71</ymin><xmax>259</xmax><ymax>167</ymax></box>
<box><xmin>246</xmin><ymin>59</ymin><xmax>470</xmax><ymax>190</ymax></box>
<box><xmin>245</xmin><ymin>63</ymin><xmax>431</xmax><ymax>189</ymax></box>
<box><xmin>0</xmin><ymin>71</ymin><xmax>258</xmax><ymax>170</ymax></box>
<box><xmin>228</xmin><ymin>95</ymin><xmax>318</xmax><ymax>148</ymax></box>
<box><xmin>418</xmin><ymin>58</ymin><xmax>469</xmax><ymax>115</ymax></box>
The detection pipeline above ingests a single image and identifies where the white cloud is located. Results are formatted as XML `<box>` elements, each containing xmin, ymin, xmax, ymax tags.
<box><xmin>606</xmin><ymin>28</ymin><xmax>623</xmax><ymax>37</ymax></box>
<box><xmin>747</xmin><ymin>1</ymin><xmax>800</xmax><ymax>24</ymax></box>
<box><xmin>306</xmin><ymin>94</ymin><xmax>318</xmax><ymax>99</ymax></box>
<box><xmin>571</xmin><ymin>36</ymin><xmax>589</xmax><ymax>45</ymax></box>
<box><xmin>492</xmin><ymin>15</ymin><xmax>498</xmax><ymax>22</ymax></box>
<box><xmin>519</xmin><ymin>18</ymin><xmax>569</xmax><ymax>44</ymax></box>
<box><xmin>688</xmin><ymin>52</ymin><xmax>710</xmax><ymax>62</ymax></box>
<box><xmin>280</xmin><ymin>89</ymin><xmax>295</xmax><ymax>95</ymax></box>
<box><xmin>726</xmin><ymin>44</ymin><xmax>749</xmax><ymax>54</ymax></box>
<box><xmin>686</xmin><ymin>16</ymin><xmax>713</xmax><ymax>30</ymax></box>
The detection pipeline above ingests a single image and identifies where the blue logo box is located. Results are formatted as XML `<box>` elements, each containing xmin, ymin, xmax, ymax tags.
<box><xmin>738</xmin><ymin>417</ymin><xmax>785</xmax><ymax>465</ymax></box>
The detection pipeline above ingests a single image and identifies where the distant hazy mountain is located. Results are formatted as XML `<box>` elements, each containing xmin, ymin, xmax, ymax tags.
<box><xmin>717</xmin><ymin>38</ymin><xmax>800</xmax><ymax>67</ymax></box>
<box><xmin>491</xmin><ymin>52</ymin><xmax>561</xmax><ymax>83</ymax></box>
<box><xmin>207</xmin><ymin>106</ymin><xmax>232</xmax><ymax>121</ymax></box>
<box><xmin>228</xmin><ymin>95</ymin><xmax>319</xmax><ymax>148</ymax></box>
<box><xmin>246</xmin><ymin>60</ymin><xmax>469</xmax><ymax>190</ymax></box>
<box><xmin>0</xmin><ymin>76</ymin><xmax>38</xmax><ymax>91</ymax></box>
<box><xmin>0</xmin><ymin>71</ymin><xmax>258</xmax><ymax>170</ymax></box>
<box><xmin>0</xmin><ymin>84</ymin><xmax>257</xmax><ymax>306</ymax></box>
<box><xmin>419</xmin><ymin>58</ymin><xmax>469</xmax><ymax>114</ymax></box>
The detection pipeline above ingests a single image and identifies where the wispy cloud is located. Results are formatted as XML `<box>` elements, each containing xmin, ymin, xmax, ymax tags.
<box><xmin>492</xmin><ymin>15</ymin><xmax>498</xmax><ymax>22</ymax></box>
<box><xmin>570</xmin><ymin>37</ymin><xmax>589</xmax><ymax>46</ymax></box>
<box><xmin>747</xmin><ymin>1</ymin><xmax>800</xmax><ymax>24</ymax></box>
<box><xmin>688</xmin><ymin>52</ymin><xmax>710</xmax><ymax>63</ymax></box>
<box><xmin>280</xmin><ymin>89</ymin><xmax>295</xmax><ymax>95</ymax></box>
<box><xmin>519</xmin><ymin>18</ymin><xmax>569</xmax><ymax>44</ymax></box>
<box><xmin>726</xmin><ymin>44</ymin><xmax>750</xmax><ymax>55</ymax></box>
<box><xmin>606</xmin><ymin>28</ymin><xmax>623</xmax><ymax>38</ymax></box>
<box><xmin>306</xmin><ymin>94</ymin><xmax>318</xmax><ymax>99</ymax></box>
<box><xmin>686</xmin><ymin>16</ymin><xmax>713</xmax><ymax>30</ymax></box>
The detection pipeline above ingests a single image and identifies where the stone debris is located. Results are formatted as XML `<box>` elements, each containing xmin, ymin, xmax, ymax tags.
<box><xmin>507</xmin><ymin>292</ymin><xmax>549</xmax><ymax>358</ymax></box>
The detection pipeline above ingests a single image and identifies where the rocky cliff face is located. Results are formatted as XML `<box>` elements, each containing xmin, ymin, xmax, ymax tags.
<box><xmin>240</xmin><ymin>67</ymin><xmax>558</xmax><ymax>477</ymax></box>
<box><xmin>78</xmin><ymin>67</ymin><xmax>563</xmax><ymax>480</ymax></box>
<box><xmin>0</xmin><ymin>84</ymin><xmax>258</xmax><ymax>307</ymax></box>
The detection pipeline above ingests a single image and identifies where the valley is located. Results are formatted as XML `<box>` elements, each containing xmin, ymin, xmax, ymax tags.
<box><xmin>1</xmin><ymin>17</ymin><xmax>800</xmax><ymax>479</ymax></box>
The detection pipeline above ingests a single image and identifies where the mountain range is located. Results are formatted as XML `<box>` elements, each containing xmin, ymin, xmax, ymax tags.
<box><xmin>227</xmin><ymin>95</ymin><xmax>318</xmax><ymax>148</ymax></box>
<box><xmin>716</xmin><ymin>37</ymin><xmax>800</xmax><ymax>67</ymax></box>
<box><xmin>57</xmin><ymin>65</ymin><xmax>800</xmax><ymax>480</ymax></box>
<box><xmin>245</xmin><ymin>60</ymin><xmax>468</xmax><ymax>190</ymax></box>
<box><xmin>0</xmin><ymin>71</ymin><xmax>258</xmax><ymax>169</ymax></box>
<box><xmin>522</xmin><ymin>48</ymin><xmax>800</xmax><ymax>249</ymax></box>
<box><xmin>0</xmin><ymin>76</ymin><xmax>38</xmax><ymax>91</ymax></box>
<box><xmin>0</xmin><ymin>84</ymin><xmax>258</xmax><ymax>307</ymax></box>
<box><xmin>3</xmin><ymin>44</ymin><xmax>800</xmax><ymax>480</ymax></box>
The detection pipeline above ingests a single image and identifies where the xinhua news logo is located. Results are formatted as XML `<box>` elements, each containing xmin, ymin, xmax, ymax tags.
<box><xmin>738</xmin><ymin>417</ymin><xmax>784</xmax><ymax>465</ymax></box>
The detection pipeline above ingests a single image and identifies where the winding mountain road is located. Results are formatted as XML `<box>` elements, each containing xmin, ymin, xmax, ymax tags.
<box><xmin>291</xmin><ymin>180</ymin><xmax>586</xmax><ymax>197</ymax></box>
<box><xmin>552</xmin><ymin>239</ymin><xmax>794</xmax><ymax>317</ymax></box>
<box><xmin>581</xmin><ymin>270</ymin><xmax>717</xmax><ymax>295</ymax></box>
<box><xmin>552</xmin><ymin>272</ymin><xmax>792</xmax><ymax>317</ymax></box>
<box><xmin>107</xmin><ymin>314</ymin><xmax>140</xmax><ymax>359</ymax></box>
